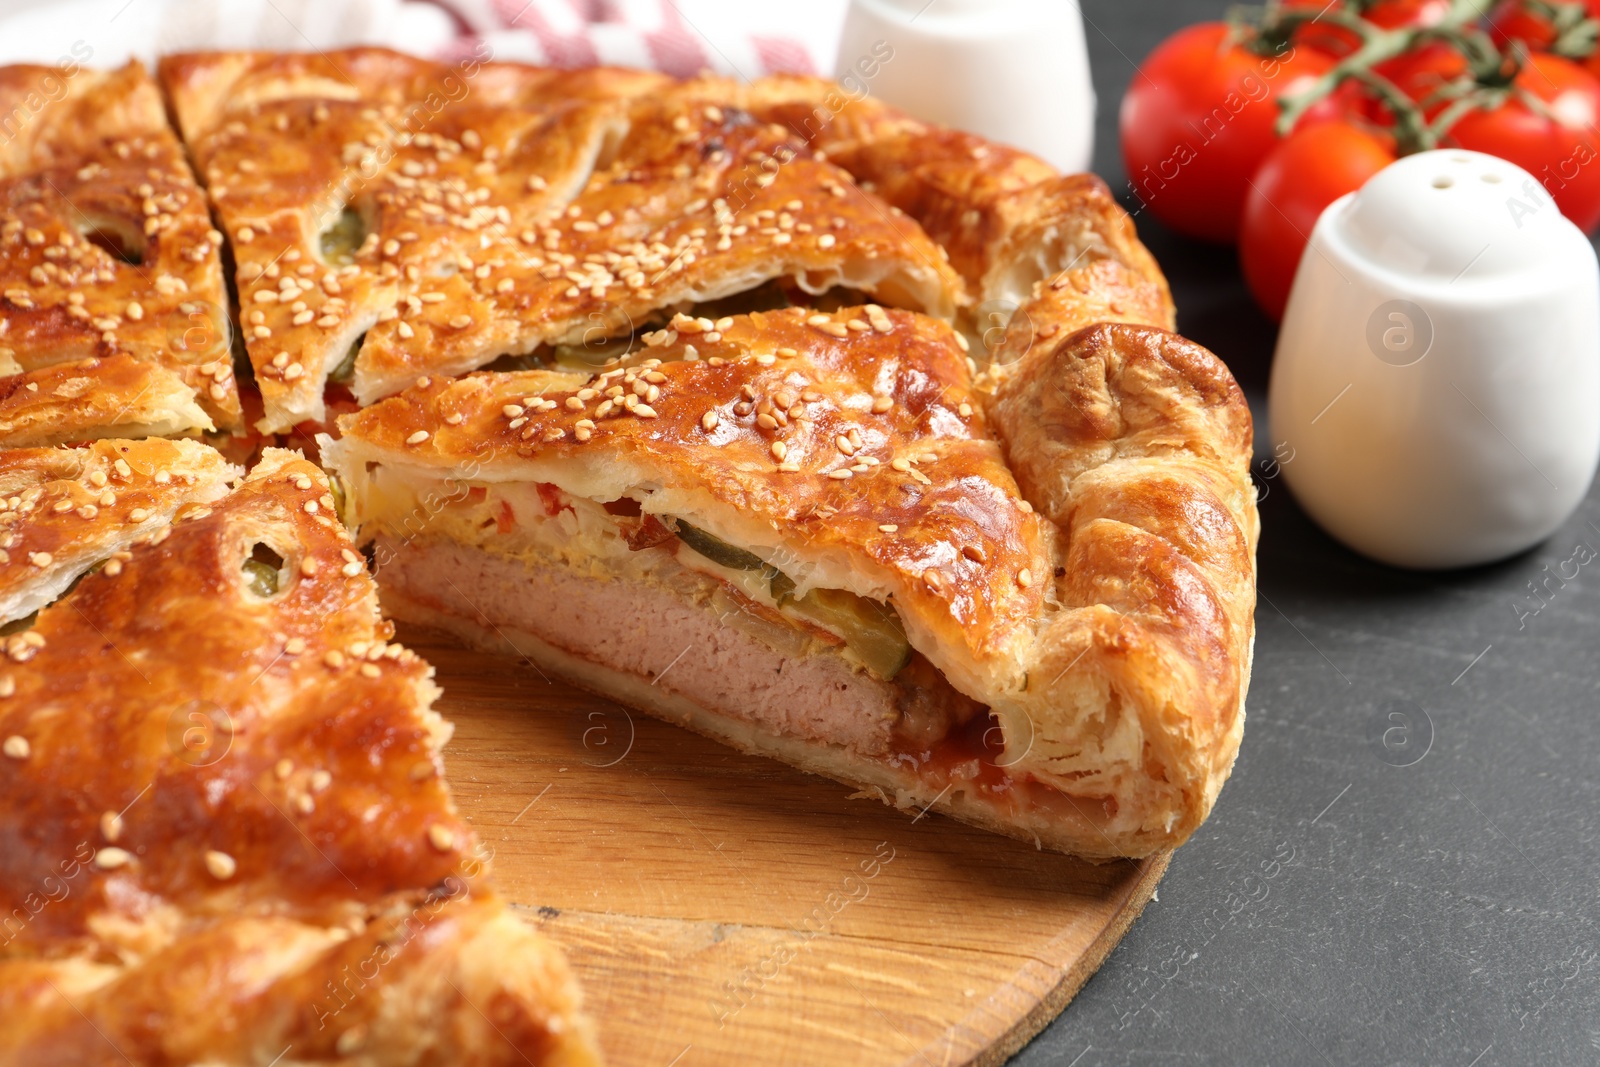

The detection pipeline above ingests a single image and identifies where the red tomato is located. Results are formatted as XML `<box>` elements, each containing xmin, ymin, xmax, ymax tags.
<box><xmin>1121</xmin><ymin>23</ymin><xmax>1338</xmax><ymax>242</ymax></box>
<box><xmin>1446</xmin><ymin>52</ymin><xmax>1600</xmax><ymax>231</ymax></box>
<box><xmin>1239</xmin><ymin>122</ymin><xmax>1397</xmax><ymax>320</ymax></box>
<box><xmin>1487</xmin><ymin>0</ymin><xmax>1600</xmax><ymax>53</ymax></box>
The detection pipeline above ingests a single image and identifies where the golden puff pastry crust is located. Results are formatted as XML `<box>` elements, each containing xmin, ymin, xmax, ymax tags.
<box><xmin>0</xmin><ymin>447</ymin><xmax>598</xmax><ymax>1066</ymax></box>
<box><xmin>159</xmin><ymin>48</ymin><xmax>964</xmax><ymax>433</ymax></box>
<box><xmin>0</xmin><ymin>62</ymin><xmax>239</xmax><ymax>438</ymax></box>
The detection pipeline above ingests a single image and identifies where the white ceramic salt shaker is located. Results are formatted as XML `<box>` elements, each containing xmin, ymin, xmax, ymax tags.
<box><xmin>1269</xmin><ymin>149</ymin><xmax>1600</xmax><ymax>569</ymax></box>
<box><xmin>834</xmin><ymin>0</ymin><xmax>1095</xmax><ymax>173</ymax></box>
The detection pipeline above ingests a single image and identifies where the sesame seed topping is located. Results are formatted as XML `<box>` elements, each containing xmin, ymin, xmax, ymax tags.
<box><xmin>924</xmin><ymin>569</ymin><xmax>945</xmax><ymax>591</ymax></box>
<box><xmin>872</xmin><ymin>397</ymin><xmax>894</xmax><ymax>414</ymax></box>
<box><xmin>1018</xmin><ymin>568</ymin><xmax>1034</xmax><ymax>588</ymax></box>
<box><xmin>275</xmin><ymin>758</ymin><xmax>294</xmax><ymax>780</ymax></box>
<box><xmin>285</xmin><ymin>636</ymin><xmax>307</xmax><ymax>655</ymax></box>
<box><xmin>428</xmin><ymin>824</ymin><xmax>456</xmax><ymax>851</ymax></box>
<box><xmin>0</xmin><ymin>677</ymin><xmax>13</xmax><ymax>698</ymax></box>
<box><xmin>770</xmin><ymin>440</ymin><xmax>788</xmax><ymax>461</ymax></box>
<box><xmin>879</xmin><ymin>524</ymin><xmax>899</xmax><ymax>533</ymax></box>
<box><xmin>100</xmin><ymin>810</ymin><xmax>122</xmax><ymax>841</ymax></box>
<box><xmin>827</xmin><ymin>469</ymin><xmax>853</xmax><ymax>480</ymax></box>
<box><xmin>3</xmin><ymin>735</ymin><xmax>28</xmax><ymax>759</ymax></box>
<box><xmin>205</xmin><ymin>850</ymin><xmax>237</xmax><ymax>879</ymax></box>
<box><xmin>360</xmin><ymin>662</ymin><xmax>381</xmax><ymax>678</ymax></box>
<box><xmin>701</xmin><ymin>410</ymin><xmax>718</xmax><ymax>431</ymax></box>
<box><xmin>28</xmin><ymin>552</ymin><xmax>52</xmax><ymax>567</ymax></box>
<box><xmin>95</xmin><ymin>847</ymin><xmax>131</xmax><ymax>870</ymax></box>
<box><xmin>324</xmin><ymin>650</ymin><xmax>345</xmax><ymax>669</ymax></box>
<box><xmin>406</xmin><ymin>430</ymin><xmax>430</xmax><ymax>445</ymax></box>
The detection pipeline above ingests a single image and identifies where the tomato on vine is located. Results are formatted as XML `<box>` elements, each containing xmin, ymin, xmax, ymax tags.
<box><xmin>1119</xmin><ymin>22</ymin><xmax>1339</xmax><ymax>242</ymax></box>
<box><xmin>1240</xmin><ymin>123</ymin><xmax>1398</xmax><ymax>321</ymax></box>
<box><xmin>1445</xmin><ymin>51</ymin><xmax>1600</xmax><ymax>229</ymax></box>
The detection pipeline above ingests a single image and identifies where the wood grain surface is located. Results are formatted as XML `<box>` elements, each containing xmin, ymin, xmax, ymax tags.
<box><xmin>411</xmin><ymin>631</ymin><xmax>1168</xmax><ymax>1067</ymax></box>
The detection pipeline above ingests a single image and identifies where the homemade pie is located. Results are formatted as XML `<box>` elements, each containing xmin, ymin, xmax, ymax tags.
<box><xmin>0</xmin><ymin>44</ymin><xmax>1258</xmax><ymax>1061</ymax></box>
<box><xmin>0</xmin><ymin>447</ymin><xmax>598</xmax><ymax>1066</ymax></box>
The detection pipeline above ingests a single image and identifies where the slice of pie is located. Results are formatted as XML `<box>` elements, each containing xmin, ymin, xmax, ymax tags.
<box><xmin>325</xmin><ymin>295</ymin><xmax>1257</xmax><ymax>859</ymax></box>
<box><xmin>160</xmin><ymin>48</ymin><xmax>964</xmax><ymax>433</ymax></box>
<box><xmin>0</xmin><ymin>61</ymin><xmax>239</xmax><ymax>444</ymax></box>
<box><xmin>0</xmin><ymin>447</ymin><xmax>598</xmax><ymax>1065</ymax></box>
<box><xmin>0</xmin><ymin>436</ymin><xmax>238</xmax><ymax>624</ymax></box>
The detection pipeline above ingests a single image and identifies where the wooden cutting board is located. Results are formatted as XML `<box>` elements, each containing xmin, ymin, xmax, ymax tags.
<box><xmin>412</xmin><ymin>631</ymin><xmax>1168</xmax><ymax>1067</ymax></box>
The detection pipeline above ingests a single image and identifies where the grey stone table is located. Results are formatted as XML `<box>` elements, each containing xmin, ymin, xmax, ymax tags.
<box><xmin>1016</xmin><ymin>2</ymin><xmax>1600</xmax><ymax>1063</ymax></box>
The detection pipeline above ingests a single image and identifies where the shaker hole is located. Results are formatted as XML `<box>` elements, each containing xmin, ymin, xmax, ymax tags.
<box><xmin>1432</xmin><ymin>176</ymin><xmax>1454</xmax><ymax>189</ymax></box>
<box><xmin>1481</xmin><ymin>173</ymin><xmax>1503</xmax><ymax>184</ymax></box>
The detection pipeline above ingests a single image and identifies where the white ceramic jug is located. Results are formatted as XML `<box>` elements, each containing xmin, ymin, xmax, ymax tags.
<box><xmin>1269</xmin><ymin>149</ymin><xmax>1600</xmax><ymax>569</ymax></box>
<box><xmin>834</xmin><ymin>0</ymin><xmax>1095</xmax><ymax>173</ymax></box>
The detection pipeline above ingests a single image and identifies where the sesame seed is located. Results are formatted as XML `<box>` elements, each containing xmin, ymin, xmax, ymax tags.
<box><xmin>300</xmin><ymin>557</ymin><xmax>318</xmax><ymax>578</ymax></box>
<box><xmin>3</xmin><ymin>735</ymin><xmax>28</xmax><ymax>759</ymax></box>
<box><xmin>827</xmin><ymin>469</ymin><xmax>853</xmax><ymax>480</ymax></box>
<box><xmin>757</xmin><ymin>412</ymin><xmax>779</xmax><ymax>431</ymax></box>
<box><xmin>324</xmin><ymin>650</ymin><xmax>345</xmax><ymax>669</ymax></box>
<box><xmin>28</xmin><ymin>551</ymin><xmax>52</xmax><ymax>567</ymax></box>
<box><xmin>125</xmin><ymin>301</ymin><xmax>144</xmax><ymax>321</ymax></box>
<box><xmin>103</xmin><ymin>559</ymin><xmax>122</xmax><ymax>576</ymax></box>
<box><xmin>879</xmin><ymin>524</ymin><xmax>899</xmax><ymax>533</ymax></box>
<box><xmin>285</xmin><ymin>636</ymin><xmax>307</xmax><ymax>654</ymax></box>
<box><xmin>310</xmin><ymin>769</ymin><xmax>331</xmax><ymax>791</ymax></box>
<box><xmin>771</xmin><ymin>440</ymin><xmax>788</xmax><ymax>461</ymax></box>
<box><xmin>634</xmin><ymin>404</ymin><xmax>658</xmax><ymax>419</ymax></box>
<box><xmin>958</xmin><ymin>403</ymin><xmax>973</xmax><ymax>418</ymax></box>
<box><xmin>0</xmin><ymin>677</ymin><xmax>13</xmax><ymax>698</ymax></box>
<box><xmin>360</xmin><ymin>663</ymin><xmax>381</xmax><ymax>678</ymax></box>
<box><xmin>205</xmin><ymin>850</ymin><xmax>237</xmax><ymax>879</ymax></box>
<box><xmin>94</xmin><ymin>847</ymin><xmax>131</xmax><ymax>870</ymax></box>
<box><xmin>448</xmin><ymin>315</ymin><xmax>473</xmax><ymax>330</ymax></box>
<box><xmin>100</xmin><ymin>810</ymin><xmax>122</xmax><ymax>841</ymax></box>
<box><xmin>275</xmin><ymin>758</ymin><xmax>294</xmax><ymax>780</ymax></box>
<box><xmin>341</xmin><ymin>561</ymin><xmax>363</xmax><ymax>578</ymax></box>
<box><xmin>701</xmin><ymin>410</ymin><xmax>718</xmax><ymax>431</ymax></box>
<box><xmin>924</xmin><ymin>569</ymin><xmax>944</xmax><ymax>591</ymax></box>
<box><xmin>1018</xmin><ymin>568</ymin><xmax>1034</xmax><ymax>588</ymax></box>
<box><xmin>406</xmin><ymin>430</ymin><xmax>430</xmax><ymax>445</ymax></box>
<box><xmin>428</xmin><ymin>825</ymin><xmax>456</xmax><ymax>851</ymax></box>
<box><xmin>818</xmin><ymin>234</ymin><xmax>836</xmax><ymax>249</ymax></box>
<box><xmin>303</xmin><ymin>501</ymin><xmax>319</xmax><ymax>514</ymax></box>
